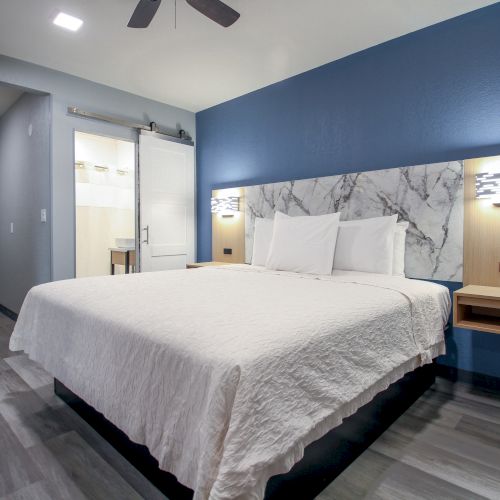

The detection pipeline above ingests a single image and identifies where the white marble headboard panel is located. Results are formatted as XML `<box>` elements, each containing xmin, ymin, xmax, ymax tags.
<box><xmin>244</xmin><ymin>161</ymin><xmax>464</xmax><ymax>281</ymax></box>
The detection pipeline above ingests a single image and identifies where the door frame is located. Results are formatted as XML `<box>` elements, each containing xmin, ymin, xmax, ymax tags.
<box><xmin>71</xmin><ymin>127</ymin><xmax>195</xmax><ymax>277</ymax></box>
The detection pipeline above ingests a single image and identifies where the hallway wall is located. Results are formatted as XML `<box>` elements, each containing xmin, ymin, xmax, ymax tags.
<box><xmin>0</xmin><ymin>92</ymin><xmax>51</xmax><ymax>313</ymax></box>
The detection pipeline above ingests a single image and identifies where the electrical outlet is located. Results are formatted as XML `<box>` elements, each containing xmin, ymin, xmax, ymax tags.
<box><xmin>41</xmin><ymin>209</ymin><xmax>47</xmax><ymax>223</ymax></box>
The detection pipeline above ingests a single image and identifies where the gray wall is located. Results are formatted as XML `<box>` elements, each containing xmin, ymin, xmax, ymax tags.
<box><xmin>0</xmin><ymin>93</ymin><xmax>51</xmax><ymax>312</ymax></box>
<box><xmin>0</xmin><ymin>55</ymin><xmax>196</xmax><ymax>283</ymax></box>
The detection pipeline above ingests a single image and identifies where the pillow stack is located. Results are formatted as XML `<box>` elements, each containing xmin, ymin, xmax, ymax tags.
<box><xmin>251</xmin><ymin>212</ymin><xmax>409</xmax><ymax>277</ymax></box>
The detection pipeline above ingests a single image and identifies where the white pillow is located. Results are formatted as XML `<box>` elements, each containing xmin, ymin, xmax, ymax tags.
<box><xmin>333</xmin><ymin>215</ymin><xmax>398</xmax><ymax>275</ymax></box>
<box><xmin>393</xmin><ymin>221</ymin><xmax>409</xmax><ymax>277</ymax></box>
<box><xmin>251</xmin><ymin>218</ymin><xmax>275</xmax><ymax>266</ymax></box>
<box><xmin>266</xmin><ymin>211</ymin><xmax>340</xmax><ymax>275</ymax></box>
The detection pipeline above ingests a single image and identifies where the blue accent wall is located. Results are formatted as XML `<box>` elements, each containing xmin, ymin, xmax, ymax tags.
<box><xmin>196</xmin><ymin>4</ymin><xmax>500</xmax><ymax>378</ymax></box>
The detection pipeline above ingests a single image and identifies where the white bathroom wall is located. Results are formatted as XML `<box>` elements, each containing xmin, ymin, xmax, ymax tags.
<box><xmin>75</xmin><ymin>132</ymin><xmax>135</xmax><ymax>277</ymax></box>
<box><xmin>116</xmin><ymin>139</ymin><xmax>135</xmax><ymax>172</ymax></box>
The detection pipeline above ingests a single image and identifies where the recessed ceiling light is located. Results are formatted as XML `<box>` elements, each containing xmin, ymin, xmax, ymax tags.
<box><xmin>53</xmin><ymin>12</ymin><xmax>83</xmax><ymax>32</ymax></box>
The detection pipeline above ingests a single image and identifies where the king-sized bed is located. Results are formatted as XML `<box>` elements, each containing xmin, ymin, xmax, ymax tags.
<box><xmin>10</xmin><ymin>264</ymin><xmax>450</xmax><ymax>500</ymax></box>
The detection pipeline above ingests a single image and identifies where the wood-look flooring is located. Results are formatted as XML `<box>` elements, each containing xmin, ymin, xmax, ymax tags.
<box><xmin>1</xmin><ymin>312</ymin><xmax>500</xmax><ymax>499</ymax></box>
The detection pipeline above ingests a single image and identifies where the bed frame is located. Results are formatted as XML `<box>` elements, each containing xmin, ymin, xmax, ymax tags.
<box><xmin>54</xmin><ymin>362</ymin><xmax>435</xmax><ymax>499</ymax></box>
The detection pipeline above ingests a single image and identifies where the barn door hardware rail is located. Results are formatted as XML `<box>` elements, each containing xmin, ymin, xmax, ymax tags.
<box><xmin>67</xmin><ymin>106</ymin><xmax>193</xmax><ymax>145</ymax></box>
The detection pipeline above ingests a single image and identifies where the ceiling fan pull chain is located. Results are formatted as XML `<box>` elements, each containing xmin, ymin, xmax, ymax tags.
<box><xmin>175</xmin><ymin>0</ymin><xmax>177</xmax><ymax>29</ymax></box>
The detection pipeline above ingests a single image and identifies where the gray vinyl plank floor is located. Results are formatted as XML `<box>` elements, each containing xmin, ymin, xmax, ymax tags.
<box><xmin>1</xmin><ymin>312</ymin><xmax>500</xmax><ymax>499</ymax></box>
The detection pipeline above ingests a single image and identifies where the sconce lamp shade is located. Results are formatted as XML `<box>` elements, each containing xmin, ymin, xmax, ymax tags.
<box><xmin>475</xmin><ymin>172</ymin><xmax>500</xmax><ymax>199</ymax></box>
<box><xmin>211</xmin><ymin>196</ymin><xmax>240</xmax><ymax>214</ymax></box>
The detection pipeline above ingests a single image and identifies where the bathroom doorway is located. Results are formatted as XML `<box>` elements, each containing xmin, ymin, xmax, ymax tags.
<box><xmin>74</xmin><ymin>131</ymin><xmax>136</xmax><ymax>278</ymax></box>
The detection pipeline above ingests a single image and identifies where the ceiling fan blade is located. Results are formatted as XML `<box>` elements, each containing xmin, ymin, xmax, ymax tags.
<box><xmin>186</xmin><ymin>0</ymin><xmax>240</xmax><ymax>27</ymax></box>
<box><xmin>127</xmin><ymin>0</ymin><xmax>162</xmax><ymax>28</ymax></box>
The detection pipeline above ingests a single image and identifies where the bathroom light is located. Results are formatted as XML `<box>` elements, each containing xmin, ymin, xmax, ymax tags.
<box><xmin>53</xmin><ymin>12</ymin><xmax>83</xmax><ymax>32</ymax></box>
<box><xmin>211</xmin><ymin>196</ymin><xmax>240</xmax><ymax>216</ymax></box>
<box><xmin>94</xmin><ymin>165</ymin><xmax>109</xmax><ymax>172</ymax></box>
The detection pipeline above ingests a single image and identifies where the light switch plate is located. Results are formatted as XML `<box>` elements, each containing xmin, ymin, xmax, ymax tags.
<box><xmin>41</xmin><ymin>209</ymin><xmax>47</xmax><ymax>223</ymax></box>
<box><xmin>10</xmin><ymin>222</ymin><xmax>14</xmax><ymax>234</ymax></box>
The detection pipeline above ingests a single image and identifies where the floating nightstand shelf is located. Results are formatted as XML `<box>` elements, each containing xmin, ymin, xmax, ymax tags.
<box><xmin>453</xmin><ymin>285</ymin><xmax>500</xmax><ymax>334</ymax></box>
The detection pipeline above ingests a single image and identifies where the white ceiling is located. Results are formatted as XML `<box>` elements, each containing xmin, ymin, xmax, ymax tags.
<box><xmin>0</xmin><ymin>85</ymin><xmax>23</xmax><ymax>116</ymax></box>
<box><xmin>0</xmin><ymin>0</ymin><xmax>495</xmax><ymax>112</ymax></box>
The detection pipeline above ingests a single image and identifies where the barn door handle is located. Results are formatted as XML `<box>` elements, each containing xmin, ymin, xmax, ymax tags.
<box><xmin>142</xmin><ymin>225</ymin><xmax>149</xmax><ymax>245</ymax></box>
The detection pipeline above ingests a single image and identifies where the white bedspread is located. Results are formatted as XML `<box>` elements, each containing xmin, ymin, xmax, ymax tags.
<box><xmin>10</xmin><ymin>265</ymin><xmax>450</xmax><ymax>500</ymax></box>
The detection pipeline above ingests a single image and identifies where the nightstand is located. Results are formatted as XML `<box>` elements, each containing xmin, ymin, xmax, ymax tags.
<box><xmin>186</xmin><ymin>261</ymin><xmax>233</xmax><ymax>269</ymax></box>
<box><xmin>453</xmin><ymin>285</ymin><xmax>500</xmax><ymax>334</ymax></box>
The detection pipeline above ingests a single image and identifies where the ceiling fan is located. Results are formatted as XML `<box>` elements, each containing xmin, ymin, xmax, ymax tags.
<box><xmin>127</xmin><ymin>0</ymin><xmax>240</xmax><ymax>28</ymax></box>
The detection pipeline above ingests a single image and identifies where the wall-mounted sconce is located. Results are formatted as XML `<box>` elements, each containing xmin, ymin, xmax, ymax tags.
<box><xmin>211</xmin><ymin>196</ymin><xmax>240</xmax><ymax>217</ymax></box>
<box><xmin>476</xmin><ymin>172</ymin><xmax>500</xmax><ymax>205</ymax></box>
<box><xmin>94</xmin><ymin>164</ymin><xmax>110</xmax><ymax>172</ymax></box>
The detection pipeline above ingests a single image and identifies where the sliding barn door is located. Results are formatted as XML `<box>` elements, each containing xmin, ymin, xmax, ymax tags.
<box><xmin>139</xmin><ymin>133</ymin><xmax>195</xmax><ymax>272</ymax></box>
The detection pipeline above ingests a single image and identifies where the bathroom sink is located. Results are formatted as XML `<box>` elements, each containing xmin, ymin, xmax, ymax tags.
<box><xmin>115</xmin><ymin>238</ymin><xmax>135</xmax><ymax>248</ymax></box>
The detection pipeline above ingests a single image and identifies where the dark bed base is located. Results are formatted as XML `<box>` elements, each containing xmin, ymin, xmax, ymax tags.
<box><xmin>55</xmin><ymin>363</ymin><xmax>435</xmax><ymax>500</ymax></box>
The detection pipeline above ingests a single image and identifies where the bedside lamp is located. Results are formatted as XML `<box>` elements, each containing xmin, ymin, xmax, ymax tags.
<box><xmin>211</xmin><ymin>196</ymin><xmax>240</xmax><ymax>217</ymax></box>
<box><xmin>475</xmin><ymin>172</ymin><xmax>500</xmax><ymax>206</ymax></box>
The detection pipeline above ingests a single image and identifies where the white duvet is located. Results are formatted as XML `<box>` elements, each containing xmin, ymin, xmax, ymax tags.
<box><xmin>10</xmin><ymin>265</ymin><xmax>450</xmax><ymax>500</ymax></box>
